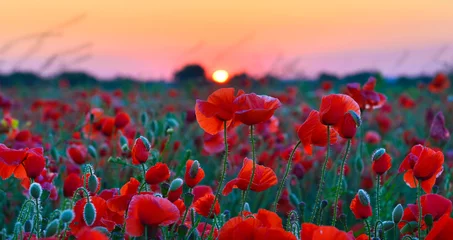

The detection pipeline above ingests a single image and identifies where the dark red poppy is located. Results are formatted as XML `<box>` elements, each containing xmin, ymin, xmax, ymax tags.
<box><xmin>107</xmin><ymin>177</ymin><xmax>140</xmax><ymax>215</ymax></box>
<box><xmin>349</xmin><ymin>190</ymin><xmax>372</xmax><ymax>219</ymax></box>
<box><xmin>67</xmin><ymin>144</ymin><xmax>88</xmax><ymax>165</ymax></box>
<box><xmin>319</xmin><ymin>94</ymin><xmax>361</xmax><ymax>138</ymax></box>
<box><xmin>184</xmin><ymin>160</ymin><xmax>205</xmax><ymax>188</ymax></box>
<box><xmin>301</xmin><ymin>223</ymin><xmax>354</xmax><ymax>240</ymax></box>
<box><xmin>76</xmin><ymin>227</ymin><xmax>109</xmax><ymax>240</ymax></box>
<box><xmin>64</xmin><ymin>173</ymin><xmax>83</xmax><ymax>197</ymax></box>
<box><xmin>193</xmin><ymin>193</ymin><xmax>220</xmax><ymax>218</ymax></box>
<box><xmin>131</xmin><ymin>137</ymin><xmax>149</xmax><ymax>165</ymax></box>
<box><xmin>364</xmin><ymin>131</ymin><xmax>381</xmax><ymax>144</ymax></box>
<box><xmin>222</xmin><ymin>158</ymin><xmax>277</xmax><ymax>196</ymax></box>
<box><xmin>195</xmin><ymin>88</ymin><xmax>244</xmax><ymax>135</ymax></box>
<box><xmin>219</xmin><ymin>209</ymin><xmax>296</xmax><ymax>240</ymax></box>
<box><xmin>125</xmin><ymin>194</ymin><xmax>180</xmax><ymax>237</ymax></box>
<box><xmin>297</xmin><ymin>110</ymin><xmax>338</xmax><ymax>155</ymax></box>
<box><xmin>398</xmin><ymin>194</ymin><xmax>452</xmax><ymax>232</ymax></box>
<box><xmin>233</xmin><ymin>93</ymin><xmax>282</xmax><ymax>125</ymax></box>
<box><xmin>429</xmin><ymin>111</ymin><xmax>450</xmax><ymax>143</ymax></box>
<box><xmin>346</xmin><ymin>77</ymin><xmax>387</xmax><ymax>110</ymax></box>
<box><xmin>145</xmin><ymin>163</ymin><xmax>170</xmax><ymax>185</ymax></box>
<box><xmin>426</xmin><ymin>215</ymin><xmax>453</xmax><ymax>240</ymax></box>
<box><xmin>399</xmin><ymin>144</ymin><xmax>444</xmax><ymax>193</ymax></box>
<box><xmin>428</xmin><ymin>73</ymin><xmax>450</xmax><ymax>93</ymax></box>
<box><xmin>114</xmin><ymin>112</ymin><xmax>131</xmax><ymax>129</ymax></box>
<box><xmin>372</xmin><ymin>151</ymin><xmax>392</xmax><ymax>175</ymax></box>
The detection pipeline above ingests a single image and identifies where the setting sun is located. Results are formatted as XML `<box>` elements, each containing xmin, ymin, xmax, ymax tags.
<box><xmin>212</xmin><ymin>70</ymin><xmax>229</xmax><ymax>83</ymax></box>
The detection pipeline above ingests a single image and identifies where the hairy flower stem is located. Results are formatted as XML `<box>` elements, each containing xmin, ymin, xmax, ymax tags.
<box><xmin>201</xmin><ymin>121</ymin><xmax>228</xmax><ymax>237</ymax></box>
<box><xmin>241</xmin><ymin>125</ymin><xmax>256</xmax><ymax>214</ymax></box>
<box><xmin>310</xmin><ymin>126</ymin><xmax>331</xmax><ymax>223</ymax></box>
<box><xmin>272</xmin><ymin>141</ymin><xmax>302</xmax><ymax>212</ymax></box>
<box><xmin>364</xmin><ymin>219</ymin><xmax>372</xmax><ymax>240</ymax></box>
<box><xmin>417</xmin><ymin>182</ymin><xmax>423</xmax><ymax>240</ymax></box>
<box><xmin>376</xmin><ymin>175</ymin><xmax>381</xmax><ymax>222</ymax></box>
<box><xmin>332</xmin><ymin>139</ymin><xmax>351</xmax><ymax>226</ymax></box>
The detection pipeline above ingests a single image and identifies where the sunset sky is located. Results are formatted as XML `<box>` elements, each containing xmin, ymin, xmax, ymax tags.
<box><xmin>1</xmin><ymin>0</ymin><xmax>453</xmax><ymax>80</ymax></box>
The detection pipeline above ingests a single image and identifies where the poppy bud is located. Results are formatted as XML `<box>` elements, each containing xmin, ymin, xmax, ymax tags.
<box><xmin>29</xmin><ymin>182</ymin><xmax>42</xmax><ymax>199</ymax></box>
<box><xmin>150</xmin><ymin>120</ymin><xmax>159</xmax><ymax>134</ymax></box>
<box><xmin>339</xmin><ymin>111</ymin><xmax>360</xmax><ymax>139</ymax></box>
<box><xmin>392</xmin><ymin>204</ymin><xmax>403</xmax><ymax>223</ymax></box>
<box><xmin>189</xmin><ymin>160</ymin><xmax>200</xmax><ymax>179</ymax></box>
<box><xmin>88</xmin><ymin>145</ymin><xmax>97</xmax><ymax>159</ymax></box>
<box><xmin>60</xmin><ymin>209</ymin><xmax>75</xmax><ymax>223</ymax></box>
<box><xmin>339</xmin><ymin>213</ymin><xmax>347</xmax><ymax>224</ymax></box>
<box><xmin>50</xmin><ymin>147</ymin><xmax>59</xmax><ymax>161</ymax></box>
<box><xmin>372</xmin><ymin>148</ymin><xmax>392</xmax><ymax>175</ymax></box>
<box><xmin>223</xmin><ymin>210</ymin><xmax>231</xmax><ymax>221</ymax></box>
<box><xmin>166</xmin><ymin>127</ymin><xmax>174</xmax><ymax>135</ymax></box>
<box><xmin>184</xmin><ymin>150</ymin><xmax>192</xmax><ymax>161</ymax></box>
<box><xmin>44</xmin><ymin>219</ymin><xmax>59</xmax><ymax>237</ymax></box>
<box><xmin>88</xmin><ymin>174</ymin><xmax>99</xmax><ymax>193</ymax></box>
<box><xmin>83</xmin><ymin>202</ymin><xmax>96</xmax><ymax>226</ymax></box>
<box><xmin>425</xmin><ymin>214</ymin><xmax>433</xmax><ymax>228</ymax></box>
<box><xmin>166</xmin><ymin>118</ymin><xmax>179</xmax><ymax>129</ymax></box>
<box><xmin>372</xmin><ymin>148</ymin><xmax>386</xmax><ymax>161</ymax></box>
<box><xmin>139</xmin><ymin>136</ymin><xmax>151</xmax><ymax>150</ymax></box>
<box><xmin>358</xmin><ymin>189</ymin><xmax>370</xmax><ymax>205</ymax></box>
<box><xmin>298</xmin><ymin>201</ymin><xmax>306</xmax><ymax>216</ymax></box>
<box><xmin>121</xmin><ymin>144</ymin><xmax>129</xmax><ymax>152</ymax></box>
<box><xmin>400</xmin><ymin>221</ymin><xmax>418</xmax><ymax>234</ymax></box>
<box><xmin>244</xmin><ymin>202</ymin><xmax>251</xmax><ymax>212</ymax></box>
<box><xmin>24</xmin><ymin>220</ymin><xmax>33</xmax><ymax>232</ymax></box>
<box><xmin>170</xmin><ymin>178</ymin><xmax>183</xmax><ymax>192</ymax></box>
<box><xmin>382</xmin><ymin>221</ymin><xmax>395</xmax><ymax>231</ymax></box>
<box><xmin>184</xmin><ymin>192</ymin><xmax>194</xmax><ymax>207</ymax></box>
<box><xmin>93</xmin><ymin>226</ymin><xmax>110</xmax><ymax>236</ymax></box>
<box><xmin>161</xmin><ymin>182</ymin><xmax>170</xmax><ymax>197</ymax></box>
<box><xmin>320</xmin><ymin>199</ymin><xmax>328</xmax><ymax>209</ymax></box>
<box><xmin>140</xmin><ymin>112</ymin><xmax>149</xmax><ymax>126</ymax></box>
<box><xmin>120</xmin><ymin>135</ymin><xmax>128</xmax><ymax>147</ymax></box>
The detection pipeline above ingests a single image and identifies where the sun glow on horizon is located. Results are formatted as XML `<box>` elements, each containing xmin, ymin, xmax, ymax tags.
<box><xmin>212</xmin><ymin>70</ymin><xmax>229</xmax><ymax>83</ymax></box>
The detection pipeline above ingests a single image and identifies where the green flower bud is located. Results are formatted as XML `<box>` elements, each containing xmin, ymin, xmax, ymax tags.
<box><xmin>45</xmin><ymin>219</ymin><xmax>59</xmax><ymax>237</ymax></box>
<box><xmin>320</xmin><ymin>200</ymin><xmax>328</xmax><ymax>209</ymax></box>
<box><xmin>392</xmin><ymin>204</ymin><xmax>404</xmax><ymax>223</ymax></box>
<box><xmin>183</xmin><ymin>192</ymin><xmax>194</xmax><ymax>207</ymax></box>
<box><xmin>119</xmin><ymin>135</ymin><xmax>128</xmax><ymax>147</ymax></box>
<box><xmin>60</xmin><ymin>209</ymin><xmax>75</xmax><ymax>223</ymax></box>
<box><xmin>140</xmin><ymin>112</ymin><xmax>149</xmax><ymax>126</ymax></box>
<box><xmin>382</xmin><ymin>221</ymin><xmax>395</xmax><ymax>231</ymax></box>
<box><xmin>121</xmin><ymin>144</ymin><xmax>129</xmax><ymax>152</ymax></box>
<box><xmin>50</xmin><ymin>148</ymin><xmax>59</xmax><ymax>161</ymax></box>
<box><xmin>400</xmin><ymin>221</ymin><xmax>418</xmax><ymax>235</ymax></box>
<box><xmin>83</xmin><ymin>202</ymin><xmax>96</xmax><ymax>226</ymax></box>
<box><xmin>244</xmin><ymin>202</ymin><xmax>250</xmax><ymax>212</ymax></box>
<box><xmin>88</xmin><ymin>145</ymin><xmax>97</xmax><ymax>159</ymax></box>
<box><xmin>88</xmin><ymin>174</ymin><xmax>99</xmax><ymax>193</ymax></box>
<box><xmin>92</xmin><ymin>226</ymin><xmax>110</xmax><ymax>236</ymax></box>
<box><xmin>425</xmin><ymin>214</ymin><xmax>433</xmax><ymax>228</ymax></box>
<box><xmin>166</xmin><ymin>127</ymin><xmax>174</xmax><ymax>135</ymax></box>
<box><xmin>160</xmin><ymin>182</ymin><xmax>170</xmax><ymax>197</ymax></box>
<box><xmin>169</xmin><ymin>178</ymin><xmax>183</xmax><ymax>191</ymax></box>
<box><xmin>29</xmin><ymin>183</ymin><xmax>42</xmax><ymax>199</ymax></box>
<box><xmin>348</xmin><ymin>110</ymin><xmax>362</xmax><ymax>127</ymax></box>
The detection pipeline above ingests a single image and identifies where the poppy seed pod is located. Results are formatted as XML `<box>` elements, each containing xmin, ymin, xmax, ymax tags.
<box><xmin>29</xmin><ymin>182</ymin><xmax>42</xmax><ymax>199</ymax></box>
<box><xmin>392</xmin><ymin>204</ymin><xmax>403</xmax><ymax>223</ymax></box>
<box><xmin>83</xmin><ymin>202</ymin><xmax>97</xmax><ymax>226</ymax></box>
<box><xmin>60</xmin><ymin>209</ymin><xmax>75</xmax><ymax>223</ymax></box>
<box><xmin>44</xmin><ymin>219</ymin><xmax>59</xmax><ymax>237</ymax></box>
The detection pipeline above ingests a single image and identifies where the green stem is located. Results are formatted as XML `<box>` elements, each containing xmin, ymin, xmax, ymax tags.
<box><xmin>145</xmin><ymin>225</ymin><xmax>148</xmax><ymax>240</ymax></box>
<box><xmin>332</xmin><ymin>139</ymin><xmax>351</xmax><ymax>226</ymax></box>
<box><xmin>201</xmin><ymin>121</ymin><xmax>228</xmax><ymax>237</ymax></box>
<box><xmin>241</xmin><ymin>125</ymin><xmax>256</xmax><ymax>214</ymax></box>
<box><xmin>271</xmin><ymin>141</ymin><xmax>302</xmax><ymax>212</ymax></box>
<box><xmin>311</xmin><ymin>125</ymin><xmax>331</xmax><ymax>223</ymax></box>
<box><xmin>364</xmin><ymin>219</ymin><xmax>371</xmax><ymax>240</ymax></box>
<box><xmin>417</xmin><ymin>182</ymin><xmax>423</xmax><ymax>240</ymax></box>
<box><xmin>376</xmin><ymin>175</ymin><xmax>381</xmax><ymax>222</ymax></box>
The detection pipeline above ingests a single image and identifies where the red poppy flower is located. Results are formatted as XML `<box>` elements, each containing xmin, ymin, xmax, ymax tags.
<box><xmin>398</xmin><ymin>194</ymin><xmax>452</xmax><ymax>232</ymax></box>
<box><xmin>193</xmin><ymin>185</ymin><xmax>213</xmax><ymax>202</ymax></box>
<box><xmin>107</xmin><ymin>177</ymin><xmax>140</xmax><ymax>215</ymax></box>
<box><xmin>346</xmin><ymin>77</ymin><xmax>387</xmax><ymax>110</ymax></box>
<box><xmin>233</xmin><ymin>93</ymin><xmax>282</xmax><ymax>125</ymax></box>
<box><xmin>219</xmin><ymin>209</ymin><xmax>296</xmax><ymax>240</ymax></box>
<box><xmin>364</xmin><ymin>131</ymin><xmax>381</xmax><ymax>144</ymax></box>
<box><xmin>426</xmin><ymin>215</ymin><xmax>453</xmax><ymax>240</ymax></box>
<box><xmin>319</xmin><ymin>94</ymin><xmax>361</xmax><ymax>138</ymax></box>
<box><xmin>372</xmin><ymin>151</ymin><xmax>392</xmax><ymax>176</ymax></box>
<box><xmin>145</xmin><ymin>163</ymin><xmax>170</xmax><ymax>185</ymax></box>
<box><xmin>301</xmin><ymin>223</ymin><xmax>354</xmax><ymax>240</ymax></box>
<box><xmin>114</xmin><ymin>112</ymin><xmax>131</xmax><ymax>129</ymax></box>
<box><xmin>21</xmin><ymin>169</ymin><xmax>58</xmax><ymax>200</ymax></box>
<box><xmin>193</xmin><ymin>193</ymin><xmax>220</xmax><ymax>218</ymax></box>
<box><xmin>399</xmin><ymin>94</ymin><xmax>416</xmax><ymax>109</ymax></box>
<box><xmin>76</xmin><ymin>227</ymin><xmax>109</xmax><ymax>240</ymax></box>
<box><xmin>297</xmin><ymin>110</ymin><xmax>338</xmax><ymax>155</ymax></box>
<box><xmin>428</xmin><ymin>73</ymin><xmax>450</xmax><ymax>93</ymax></box>
<box><xmin>429</xmin><ymin>111</ymin><xmax>450</xmax><ymax>143</ymax></box>
<box><xmin>185</xmin><ymin>160</ymin><xmax>205</xmax><ymax>188</ymax></box>
<box><xmin>70</xmin><ymin>196</ymin><xmax>113</xmax><ymax>234</ymax></box>
<box><xmin>67</xmin><ymin>144</ymin><xmax>88</xmax><ymax>165</ymax></box>
<box><xmin>101</xmin><ymin>117</ymin><xmax>115</xmax><ymax>136</ymax></box>
<box><xmin>195</xmin><ymin>88</ymin><xmax>244</xmax><ymax>135</ymax></box>
<box><xmin>125</xmin><ymin>194</ymin><xmax>180</xmax><ymax>237</ymax></box>
<box><xmin>0</xmin><ymin>144</ymin><xmax>45</xmax><ymax>179</ymax></box>
<box><xmin>222</xmin><ymin>158</ymin><xmax>278</xmax><ymax>196</ymax></box>
<box><xmin>350</xmin><ymin>190</ymin><xmax>372</xmax><ymax>219</ymax></box>
<box><xmin>399</xmin><ymin>145</ymin><xmax>444</xmax><ymax>193</ymax></box>
<box><xmin>64</xmin><ymin>173</ymin><xmax>83</xmax><ymax>197</ymax></box>
<box><xmin>131</xmin><ymin>137</ymin><xmax>149</xmax><ymax>165</ymax></box>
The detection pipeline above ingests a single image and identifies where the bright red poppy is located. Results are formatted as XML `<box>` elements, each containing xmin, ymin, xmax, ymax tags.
<box><xmin>101</xmin><ymin>117</ymin><xmax>116</xmax><ymax>136</ymax></box>
<box><xmin>193</xmin><ymin>193</ymin><xmax>220</xmax><ymax>218</ymax></box>
<box><xmin>218</xmin><ymin>209</ymin><xmax>296</xmax><ymax>240</ymax></box>
<box><xmin>428</xmin><ymin>73</ymin><xmax>450</xmax><ymax>93</ymax></box>
<box><xmin>297</xmin><ymin>110</ymin><xmax>338</xmax><ymax>155</ymax></box>
<box><xmin>222</xmin><ymin>158</ymin><xmax>278</xmax><ymax>196</ymax></box>
<box><xmin>184</xmin><ymin>160</ymin><xmax>205</xmax><ymax>188</ymax></box>
<box><xmin>372</xmin><ymin>151</ymin><xmax>392</xmax><ymax>175</ymax></box>
<box><xmin>125</xmin><ymin>194</ymin><xmax>180</xmax><ymax>237</ymax></box>
<box><xmin>0</xmin><ymin>144</ymin><xmax>45</xmax><ymax>179</ymax></box>
<box><xmin>63</xmin><ymin>173</ymin><xmax>83</xmax><ymax>197</ymax></box>
<box><xmin>114</xmin><ymin>112</ymin><xmax>131</xmax><ymax>129</ymax></box>
<box><xmin>67</xmin><ymin>144</ymin><xmax>88</xmax><ymax>165</ymax></box>
<box><xmin>398</xmin><ymin>194</ymin><xmax>452</xmax><ymax>232</ymax></box>
<box><xmin>301</xmin><ymin>223</ymin><xmax>354</xmax><ymax>240</ymax></box>
<box><xmin>233</xmin><ymin>93</ymin><xmax>282</xmax><ymax>125</ymax></box>
<box><xmin>350</xmin><ymin>190</ymin><xmax>372</xmax><ymax>219</ymax></box>
<box><xmin>195</xmin><ymin>88</ymin><xmax>244</xmax><ymax>135</ymax></box>
<box><xmin>131</xmin><ymin>137</ymin><xmax>150</xmax><ymax>165</ymax></box>
<box><xmin>107</xmin><ymin>177</ymin><xmax>140</xmax><ymax>215</ymax></box>
<box><xmin>145</xmin><ymin>163</ymin><xmax>170</xmax><ymax>185</ymax></box>
<box><xmin>319</xmin><ymin>94</ymin><xmax>361</xmax><ymax>138</ymax></box>
<box><xmin>346</xmin><ymin>77</ymin><xmax>387</xmax><ymax>110</ymax></box>
<box><xmin>398</xmin><ymin>144</ymin><xmax>444</xmax><ymax>193</ymax></box>
<box><xmin>426</xmin><ymin>215</ymin><xmax>453</xmax><ymax>240</ymax></box>
<box><xmin>70</xmin><ymin>196</ymin><xmax>113</xmax><ymax>234</ymax></box>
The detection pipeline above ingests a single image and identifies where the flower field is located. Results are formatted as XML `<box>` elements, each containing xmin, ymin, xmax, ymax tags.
<box><xmin>0</xmin><ymin>74</ymin><xmax>452</xmax><ymax>239</ymax></box>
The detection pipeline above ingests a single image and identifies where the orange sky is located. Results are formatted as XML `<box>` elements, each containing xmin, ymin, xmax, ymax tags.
<box><xmin>1</xmin><ymin>0</ymin><xmax>453</xmax><ymax>80</ymax></box>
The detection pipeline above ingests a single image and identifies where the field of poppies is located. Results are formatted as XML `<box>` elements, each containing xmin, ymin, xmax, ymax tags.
<box><xmin>0</xmin><ymin>74</ymin><xmax>452</xmax><ymax>240</ymax></box>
